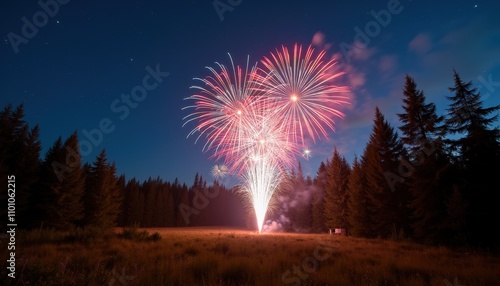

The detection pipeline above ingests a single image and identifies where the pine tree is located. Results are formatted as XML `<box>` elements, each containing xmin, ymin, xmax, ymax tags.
<box><xmin>57</xmin><ymin>132</ymin><xmax>85</xmax><ymax>229</ymax></box>
<box><xmin>153</xmin><ymin>185</ymin><xmax>165</xmax><ymax>226</ymax></box>
<box><xmin>192</xmin><ymin>172</ymin><xmax>201</xmax><ymax>191</ymax></box>
<box><xmin>17</xmin><ymin>124</ymin><xmax>41</xmax><ymax>228</ymax></box>
<box><xmin>165</xmin><ymin>186</ymin><xmax>176</xmax><ymax>227</ymax></box>
<box><xmin>177</xmin><ymin>183</ymin><xmax>192</xmax><ymax>226</ymax></box>
<box><xmin>0</xmin><ymin>104</ymin><xmax>41</xmax><ymax>229</ymax></box>
<box><xmin>397</xmin><ymin>75</ymin><xmax>444</xmax><ymax>155</ymax></box>
<box><xmin>0</xmin><ymin>105</ymin><xmax>26</xmax><ymax>169</ymax></box>
<box><xmin>311</xmin><ymin>162</ymin><xmax>327</xmax><ymax>232</ymax></box>
<box><xmin>142</xmin><ymin>178</ymin><xmax>158</xmax><ymax>227</ymax></box>
<box><xmin>347</xmin><ymin>157</ymin><xmax>371</xmax><ymax>237</ymax></box>
<box><xmin>287</xmin><ymin>162</ymin><xmax>312</xmax><ymax>231</ymax></box>
<box><xmin>445</xmin><ymin>70</ymin><xmax>500</xmax><ymax>155</ymax></box>
<box><xmin>158</xmin><ymin>181</ymin><xmax>173</xmax><ymax>227</ymax></box>
<box><xmin>445</xmin><ymin>186</ymin><xmax>469</xmax><ymax>246</ymax></box>
<box><xmin>35</xmin><ymin>137</ymin><xmax>65</xmax><ymax>227</ymax></box>
<box><xmin>84</xmin><ymin>150</ymin><xmax>121</xmax><ymax>230</ymax></box>
<box><xmin>408</xmin><ymin>152</ymin><xmax>453</xmax><ymax>243</ymax></box>
<box><xmin>35</xmin><ymin>133</ymin><xmax>86</xmax><ymax>229</ymax></box>
<box><xmin>124</xmin><ymin>178</ymin><xmax>144</xmax><ymax>226</ymax></box>
<box><xmin>445</xmin><ymin>70</ymin><xmax>500</xmax><ymax>247</ymax></box>
<box><xmin>116</xmin><ymin>174</ymin><xmax>127</xmax><ymax>226</ymax></box>
<box><xmin>363</xmin><ymin>107</ymin><xmax>408</xmax><ymax>238</ymax></box>
<box><xmin>323</xmin><ymin>148</ymin><xmax>351</xmax><ymax>232</ymax></box>
<box><xmin>170</xmin><ymin>178</ymin><xmax>182</xmax><ymax>226</ymax></box>
<box><xmin>397</xmin><ymin>75</ymin><xmax>452</xmax><ymax>243</ymax></box>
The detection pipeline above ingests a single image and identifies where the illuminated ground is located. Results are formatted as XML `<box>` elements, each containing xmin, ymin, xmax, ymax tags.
<box><xmin>5</xmin><ymin>227</ymin><xmax>500</xmax><ymax>285</ymax></box>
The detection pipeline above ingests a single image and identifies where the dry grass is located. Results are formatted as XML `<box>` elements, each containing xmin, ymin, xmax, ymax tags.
<box><xmin>2</xmin><ymin>227</ymin><xmax>499</xmax><ymax>285</ymax></box>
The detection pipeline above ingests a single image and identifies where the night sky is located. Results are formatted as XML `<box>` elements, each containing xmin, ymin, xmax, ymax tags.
<box><xmin>2</xmin><ymin>0</ymin><xmax>499</xmax><ymax>185</ymax></box>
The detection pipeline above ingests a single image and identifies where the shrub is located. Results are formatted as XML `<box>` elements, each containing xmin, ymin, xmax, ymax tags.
<box><xmin>20</xmin><ymin>228</ymin><xmax>65</xmax><ymax>244</ymax></box>
<box><xmin>184</xmin><ymin>246</ymin><xmax>199</xmax><ymax>256</ymax></box>
<box><xmin>65</xmin><ymin>226</ymin><xmax>112</xmax><ymax>243</ymax></box>
<box><xmin>117</xmin><ymin>225</ymin><xmax>162</xmax><ymax>241</ymax></box>
<box><xmin>211</xmin><ymin>242</ymin><xmax>230</xmax><ymax>255</ymax></box>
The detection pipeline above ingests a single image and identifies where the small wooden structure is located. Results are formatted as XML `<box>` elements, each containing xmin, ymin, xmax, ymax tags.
<box><xmin>329</xmin><ymin>228</ymin><xmax>346</xmax><ymax>235</ymax></box>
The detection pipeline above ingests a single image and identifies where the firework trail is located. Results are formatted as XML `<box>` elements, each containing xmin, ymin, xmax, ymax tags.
<box><xmin>241</xmin><ymin>152</ymin><xmax>283</xmax><ymax>232</ymax></box>
<box><xmin>183</xmin><ymin>44</ymin><xmax>348</xmax><ymax>232</ymax></box>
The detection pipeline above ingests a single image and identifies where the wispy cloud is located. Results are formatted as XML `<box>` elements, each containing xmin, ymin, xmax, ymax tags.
<box><xmin>307</xmin><ymin>31</ymin><xmax>415</xmax><ymax>162</ymax></box>
<box><xmin>408</xmin><ymin>33</ymin><xmax>432</xmax><ymax>55</ymax></box>
<box><xmin>379</xmin><ymin>54</ymin><xmax>398</xmax><ymax>74</ymax></box>
<box><xmin>407</xmin><ymin>18</ymin><xmax>500</xmax><ymax>99</ymax></box>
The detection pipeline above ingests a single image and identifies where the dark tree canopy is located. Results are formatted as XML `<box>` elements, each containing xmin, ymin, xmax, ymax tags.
<box><xmin>362</xmin><ymin>107</ymin><xmax>408</xmax><ymax>238</ymax></box>
<box><xmin>397</xmin><ymin>75</ymin><xmax>443</xmax><ymax>156</ymax></box>
<box><xmin>323</xmin><ymin>148</ymin><xmax>350</xmax><ymax>230</ymax></box>
<box><xmin>444</xmin><ymin>70</ymin><xmax>500</xmax><ymax>247</ymax></box>
<box><xmin>84</xmin><ymin>149</ymin><xmax>122</xmax><ymax>229</ymax></box>
<box><xmin>347</xmin><ymin>157</ymin><xmax>370</xmax><ymax>237</ymax></box>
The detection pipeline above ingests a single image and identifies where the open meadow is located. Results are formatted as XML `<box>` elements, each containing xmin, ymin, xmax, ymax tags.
<box><xmin>2</xmin><ymin>227</ymin><xmax>499</xmax><ymax>285</ymax></box>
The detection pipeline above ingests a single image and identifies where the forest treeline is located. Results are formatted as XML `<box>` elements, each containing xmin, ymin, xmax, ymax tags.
<box><xmin>272</xmin><ymin>70</ymin><xmax>500</xmax><ymax>249</ymax></box>
<box><xmin>1</xmin><ymin>70</ymin><xmax>499</xmax><ymax>248</ymax></box>
<box><xmin>0</xmin><ymin>105</ymin><xmax>248</xmax><ymax>232</ymax></box>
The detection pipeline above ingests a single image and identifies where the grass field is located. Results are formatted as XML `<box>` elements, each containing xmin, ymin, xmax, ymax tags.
<box><xmin>2</xmin><ymin>227</ymin><xmax>499</xmax><ymax>285</ymax></box>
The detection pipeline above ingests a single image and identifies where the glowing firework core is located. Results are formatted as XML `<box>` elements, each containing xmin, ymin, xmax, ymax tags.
<box><xmin>184</xmin><ymin>44</ymin><xmax>349</xmax><ymax>233</ymax></box>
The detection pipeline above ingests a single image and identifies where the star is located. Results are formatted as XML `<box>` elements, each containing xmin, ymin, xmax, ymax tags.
<box><xmin>130</xmin><ymin>58</ymin><xmax>134</xmax><ymax>62</ymax></box>
<box><xmin>56</xmin><ymin>20</ymin><xmax>60</xmax><ymax>24</ymax></box>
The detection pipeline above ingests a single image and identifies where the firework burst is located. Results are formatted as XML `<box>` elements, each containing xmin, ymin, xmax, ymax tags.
<box><xmin>255</xmin><ymin>44</ymin><xmax>350</xmax><ymax>146</ymax></box>
<box><xmin>212</xmin><ymin>164</ymin><xmax>228</xmax><ymax>179</ymax></box>
<box><xmin>184</xmin><ymin>44</ymin><xmax>348</xmax><ymax>232</ymax></box>
<box><xmin>183</xmin><ymin>54</ymin><xmax>263</xmax><ymax>162</ymax></box>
